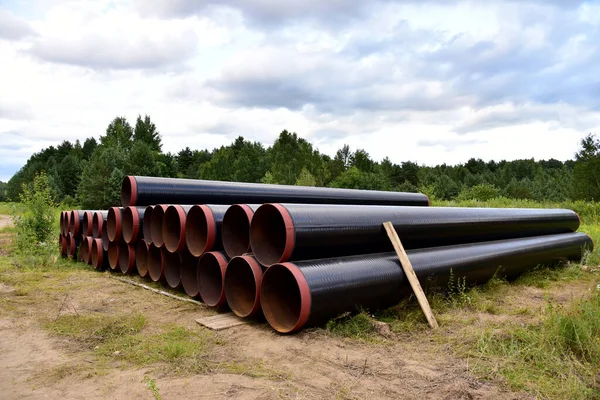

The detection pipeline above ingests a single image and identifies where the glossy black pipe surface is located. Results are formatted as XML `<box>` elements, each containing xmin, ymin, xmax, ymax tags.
<box><xmin>250</xmin><ymin>203</ymin><xmax>581</xmax><ymax>265</ymax></box>
<box><xmin>260</xmin><ymin>232</ymin><xmax>593</xmax><ymax>333</ymax></box>
<box><xmin>121</xmin><ymin>176</ymin><xmax>430</xmax><ymax>207</ymax></box>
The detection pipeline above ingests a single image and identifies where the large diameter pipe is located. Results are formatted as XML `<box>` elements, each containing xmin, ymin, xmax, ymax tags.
<box><xmin>106</xmin><ymin>207</ymin><xmax>123</xmax><ymax>242</ymax></box>
<box><xmin>91</xmin><ymin>238</ymin><xmax>109</xmax><ymax>270</ymax></box>
<box><xmin>163</xmin><ymin>205</ymin><xmax>194</xmax><ymax>253</ymax></box>
<box><xmin>180</xmin><ymin>249</ymin><xmax>200</xmax><ymax>298</ymax></box>
<box><xmin>101</xmin><ymin>220</ymin><xmax>110</xmax><ymax>252</ymax></box>
<box><xmin>122</xmin><ymin>206</ymin><xmax>147</xmax><ymax>244</ymax></box>
<box><xmin>142</xmin><ymin>206</ymin><xmax>154</xmax><ymax>243</ymax></box>
<box><xmin>78</xmin><ymin>236</ymin><xmax>93</xmax><ymax>265</ymax></box>
<box><xmin>250</xmin><ymin>204</ymin><xmax>581</xmax><ymax>266</ymax></box>
<box><xmin>197</xmin><ymin>251</ymin><xmax>230</xmax><ymax>307</ymax></box>
<box><xmin>107</xmin><ymin>241</ymin><xmax>120</xmax><ymax>271</ymax></box>
<box><xmin>59</xmin><ymin>234</ymin><xmax>67</xmax><ymax>257</ymax></box>
<box><xmin>147</xmin><ymin>243</ymin><xmax>164</xmax><ymax>282</ymax></box>
<box><xmin>261</xmin><ymin>232</ymin><xmax>593</xmax><ymax>333</ymax></box>
<box><xmin>81</xmin><ymin>210</ymin><xmax>102</xmax><ymax>236</ymax></box>
<box><xmin>121</xmin><ymin>176</ymin><xmax>430</xmax><ymax>208</ymax></box>
<box><xmin>60</xmin><ymin>211</ymin><xmax>66</xmax><ymax>235</ymax></box>
<box><xmin>150</xmin><ymin>205</ymin><xmax>169</xmax><ymax>247</ymax></box>
<box><xmin>66</xmin><ymin>232</ymin><xmax>80</xmax><ymax>259</ymax></box>
<box><xmin>92</xmin><ymin>211</ymin><xmax>109</xmax><ymax>238</ymax></box>
<box><xmin>185</xmin><ymin>205</ymin><xmax>230</xmax><ymax>257</ymax></box>
<box><xmin>69</xmin><ymin>210</ymin><xmax>86</xmax><ymax>235</ymax></box>
<box><xmin>119</xmin><ymin>242</ymin><xmax>136</xmax><ymax>274</ymax></box>
<box><xmin>135</xmin><ymin>240</ymin><xmax>150</xmax><ymax>278</ymax></box>
<box><xmin>163</xmin><ymin>248</ymin><xmax>182</xmax><ymax>289</ymax></box>
<box><xmin>222</xmin><ymin>204</ymin><xmax>261</xmax><ymax>258</ymax></box>
<box><xmin>224</xmin><ymin>255</ymin><xmax>264</xmax><ymax>318</ymax></box>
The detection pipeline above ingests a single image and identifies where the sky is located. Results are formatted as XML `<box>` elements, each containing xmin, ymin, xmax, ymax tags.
<box><xmin>1</xmin><ymin>0</ymin><xmax>599</xmax><ymax>182</ymax></box>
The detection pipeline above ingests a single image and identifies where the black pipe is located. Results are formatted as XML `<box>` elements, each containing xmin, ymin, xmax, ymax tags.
<box><xmin>197</xmin><ymin>251</ymin><xmax>230</xmax><ymax>307</ymax></box>
<box><xmin>222</xmin><ymin>204</ymin><xmax>261</xmax><ymax>258</ymax></box>
<box><xmin>260</xmin><ymin>232</ymin><xmax>593</xmax><ymax>333</ymax></box>
<box><xmin>163</xmin><ymin>248</ymin><xmax>182</xmax><ymax>289</ymax></box>
<box><xmin>180</xmin><ymin>248</ymin><xmax>200</xmax><ymax>298</ymax></box>
<box><xmin>135</xmin><ymin>239</ymin><xmax>150</xmax><ymax>278</ymax></box>
<box><xmin>142</xmin><ymin>206</ymin><xmax>154</xmax><ymax>243</ymax></box>
<box><xmin>92</xmin><ymin>211</ymin><xmax>109</xmax><ymax>238</ymax></box>
<box><xmin>91</xmin><ymin>238</ymin><xmax>109</xmax><ymax>270</ymax></box>
<box><xmin>122</xmin><ymin>206</ymin><xmax>147</xmax><ymax>244</ymax></box>
<box><xmin>185</xmin><ymin>205</ymin><xmax>230</xmax><ymax>257</ymax></box>
<box><xmin>250</xmin><ymin>204</ymin><xmax>581</xmax><ymax>265</ymax></box>
<box><xmin>150</xmin><ymin>205</ymin><xmax>169</xmax><ymax>247</ymax></box>
<box><xmin>106</xmin><ymin>207</ymin><xmax>124</xmax><ymax>242</ymax></box>
<box><xmin>224</xmin><ymin>255</ymin><xmax>264</xmax><ymax>318</ymax></box>
<box><xmin>163</xmin><ymin>205</ymin><xmax>194</xmax><ymax>253</ymax></box>
<box><xmin>121</xmin><ymin>176</ymin><xmax>430</xmax><ymax>208</ymax></box>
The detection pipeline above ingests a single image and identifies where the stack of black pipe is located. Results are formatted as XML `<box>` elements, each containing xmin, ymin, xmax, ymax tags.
<box><xmin>58</xmin><ymin>175</ymin><xmax>593</xmax><ymax>334</ymax></box>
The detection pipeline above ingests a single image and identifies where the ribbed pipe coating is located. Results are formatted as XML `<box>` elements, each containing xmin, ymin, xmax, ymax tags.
<box><xmin>122</xmin><ymin>206</ymin><xmax>146</xmax><ymax>244</ymax></box>
<box><xmin>180</xmin><ymin>249</ymin><xmax>200</xmax><ymax>298</ymax></box>
<box><xmin>260</xmin><ymin>232</ymin><xmax>593</xmax><ymax>333</ymax></box>
<box><xmin>163</xmin><ymin>249</ymin><xmax>182</xmax><ymax>289</ymax></box>
<box><xmin>224</xmin><ymin>255</ymin><xmax>264</xmax><ymax>318</ymax></box>
<box><xmin>92</xmin><ymin>211</ymin><xmax>109</xmax><ymax>238</ymax></box>
<box><xmin>250</xmin><ymin>204</ymin><xmax>581</xmax><ymax>265</ymax></box>
<box><xmin>150</xmin><ymin>205</ymin><xmax>169</xmax><ymax>247</ymax></box>
<box><xmin>147</xmin><ymin>243</ymin><xmax>164</xmax><ymax>282</ymax></box>
<box><xmin>185</xmin><ymin>205</ymin><xmax>230</xmax><ymax>257</ymax></box>
<box><xmin>222</xmin><ymin>204</ymin><xmax>260</xmax><ymax>258</ymax></box>
<box><xmin>135</xmin><ymin>240</ymin><xmax>150</xmax><ymax>277</ymax></box>
<box><xmin>197</xmin><ymin>251</ymin><xmax>229</xmax><ymax>307</ymax></box>
<box><xmin>163</xmin><ymin>205</ymin><xmax>194</xmax><ymax>253</ymax></box>
<box><xmin>121</xmin><ymin>176</ymin><xmax>430</xmax><ymax>208</ymax></box>
<box><xmin>119</xmin><ymin>242</ymin><xmax>136</xmax><ymax>274</ymax></box>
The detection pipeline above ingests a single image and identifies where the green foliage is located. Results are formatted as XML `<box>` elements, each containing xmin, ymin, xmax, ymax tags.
<box><xmin>78</xmin><ymin>146</ymin><xmax>126</xmax><ymax>209</ymax></box>
<box><xmin>573</xmin><ymin>133</ymin><xmax>600</xmax><ymax>200</ymax></box>
<box><xmin>0</xmin><ymin>181</ymin><xmax>6</xmax><ymax>202</ymax></box>
<box><xmin>133</xmin><ymin>114</ymin><xmax>162</xmax><ymax>152</ymax></box>
<box><xmin>446</xmin><ymin>269</ymin><xmax>472</xmax><ymax>308</ymax></box>
<box><xmin>12</xmin><ymin>172</ymin><xmax>57</xmax><ymax>256</ymax></box>
<box><xmin>295</xmin><ymin>167</ymin><xmax>317</xmax><ymax>186</ymax></box>
<box><xmin>326</xmin><ymin>312</ymin><xmax>376</xmax><ymax>340</ymax></box>
<box><xmin>459</xmin><ymin>183</ymin><xmax>500</xmax><ymax>201</ymax></box>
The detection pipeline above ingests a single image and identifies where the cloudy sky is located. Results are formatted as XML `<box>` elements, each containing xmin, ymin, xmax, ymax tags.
<box><xmin>1</xmin><ymin>0</ymin><xmax>599</xmax><ymax>182</ymax></box>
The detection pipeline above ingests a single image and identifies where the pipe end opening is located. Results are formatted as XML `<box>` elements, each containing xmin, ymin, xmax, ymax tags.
<box><xmin>250</xmin><ymin>204</ymin><xmax>295</xmax><ymax>266</ymax></box>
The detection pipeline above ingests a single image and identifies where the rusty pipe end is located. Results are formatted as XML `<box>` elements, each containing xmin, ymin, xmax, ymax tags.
<box><xmin>185</xmin><ymin>205</ymin><xmax>216</xmax><ymax>257</ymax></box>
<box><xmin>121</xmin><ymin>176</ymin><xmax>138</xmax><ymax>207</ymax></box>
<box><xmin>151</xmin><ymin>205</ymin><xmax>168</xmax><ymax>247</ymax></box>
<box><xmin>122</xmin><ymin>206</ymin><xmax>141</xmax><ymax>244</ymax></box>
<box><xmin>142</xmin><ymin>205</ymin><xmax>154</xmax><ymax>242</ymax></box>
<box><xmin>60</xmin><ymin>234</ymin><xmax>67</xmax><ymax>257</ymax></box>
<box><xmin>101</xmin><ymin>223</ymin><xmax>110</xmax><ymax>252</ymax></box>
<box><xmin>163</xmin><ymin>248</ymin><xmax>182</xmax><ymax>289</ymax></box>
<box><xmin>119</xmin><ymin>242</ymin><xmax>136</xmax><ymax>274</ymax></box>
<box><xmin>69</xmin><ymin>210</ymin><xmax>81</xmax><ymax>235</ymax></box>
<box><xmin>135</xmin><ymin>240</ymin><xmax>150</xmax><ymax>278</ymax></box>
<box><xmin>163</xmin><ymin>205</ymin><xmax>187</xmax><ymax>253</ymax></box>
<box><xmin>82</xmin><ymin>211</ymin><xmax>93</xmax><ymax>236</ymax></box>
<box><xmin>224</xmin><ymin>255</ymin><xmax>264</xmax><ymax>318</ymax></box>
<box><xmin>250</xmin><ymin>204</ymin><xmax>295</xmax><ymax>266</ymax></box>
<box><xmin>180</xmin><ymin>248</ymin><xmax>200</xmax><ymax>298</ymax></box>
<box><xmin>197</xmin><ymin>251</ymin><xmax>229</xmax><ymax>307</ymax></box>
<box><xmin>91</xmin><ymin>238</ymin><xmax>106</xmax><ymax>270</ymax></box>
<box><xmin>92</xmin><ymin>211</ymin><xmax>103</xmax><ymax>238</ymax></box>
<box><xmin>107</xmin><ymin>241</ymin><xmax>120</xmax><ymax>271</ymax></box>
<box><xmin>147</xmin><ymin>243</ymin><xmax>164</xmax><ymax>282</ymax></box>
<box><xmin>106</xmin><ymin>207</ymin><xmax>122</xmax><ymax>242</ymax></box>
<box><xmin>260</xmin><ymin>262</ymin><xmax>311</xmax><ymax>334</ymax></box>
<box><xmin>222</xmin><ymin>204</ymin><xmax>255</xmax><ymax>259</ymax></box>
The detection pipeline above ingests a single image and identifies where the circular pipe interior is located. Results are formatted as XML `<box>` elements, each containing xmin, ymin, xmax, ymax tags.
<box><xmin>163</xmin><ymin>206</ymin><xmax>186</xmax><ymax>253</ymax></box>
<box><xmin>224</xmin><ymin>256</ymin><xmax>261</xmax><ymax>318</ymax></box>
<box><xmin>250</xmin><ymin>204</ymin><xmax>294</xmax><ymax>266</ymax></box>
<box><xmin>65</xmin><ymin>212</ymin><xmax>71</xmax><ymax>236</ymax></box>
<box><xmin>151</xmin><ymin>205</ymin><xmax>168</xmax><ymax>247</ymax></box>
<box><xmin>222</xmin><ymin>205</ymin><xmax>254</xmax><ymax>258</ymax></box>
<box><xmin>82</xmin><ymin>212</ymin><xmax>92</xmax><ymax>236</ymax></box>
<box><xmin>180</xmin><ymin>249</ymin><xmax>200</xmax><ymax>298</ymax></box>
<box><xmin>121</xmin><ymin>176</ymin><xmax>137</xmax><ymax>207</ymax></box>
<box><xmin>163</xmin><ymin>249</ymin><xmax>182</xmax><ymax>288</ymax></box>
<box><xmin>101</xmin><ymin>225</ymin><xmax>110</xmax><ymax>252</ymax></box>
<box><xmin>185</xmin><ymin>205</ymin><xmax>214</xmax><ymax>257</ymax></box>
<box><xmin>197</xmin><ymin>252</ymin><xmax>227</xmax><ymax>307</ymax></box>
<box><xmin>119</xmin><ymin>242</ymin><xmax>134</xmax><ymax>274</ymax></box>
<box><xmin>147</xmin><ymin>244</ymin><xmax>164</xmax><ymax>282</ymax></box>
<box><xmin>143</xmin><ymin>206</ymin><xmax>154</xmax><ymax>241</ymax></box>
<box><xmin>92</xmin><ymin>212</ymin><xmax>102</xmax><ymax>238</ymax></box>
<box><xmin>122</xmin><ymin>207</ymin><xmax>139</xmax><ymax>244</ymax></box>
<box><xmin>107</xmin><ymin>241</ymin><xmax>120</xmax><ymax>270</ymax></box>
<box><xmin>106</xmin><ymin>207</ymin><xmax>122</xmax><ymax>242</ymax></box>
<box><xmin>67</xmin><ymin>233</ymin><xmax>77</xmax><ymax>258</ymax></box>
<box><xmin>261</xmin><ymin>264</ymin><xmax>305</xmax><ymax>333</ymax></box>
<box><xmin>78</xmin><ymin>238</ymin><xmax>88</xmax><ymax>263</ymax></box>
<box><xmin>60</xmin><ymin>235</ymin><xmax>67</xmax><ymax>257</ymax></box>
<box><xmin>91</xmin><ymin>239</ymin><xmax>103</xmax><ymax>270</ymax></box>
<box><xmin>135</xmin><ymin>240</ymin><xmax>149</xmax><ymax>277</ymax></box>
<box><xmin>70</xmin><ymin>210</ymin><xmax>80</xmax><ymax>235</ymax></box>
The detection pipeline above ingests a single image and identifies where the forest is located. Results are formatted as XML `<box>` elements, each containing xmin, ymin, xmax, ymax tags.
<box><xmin>3</xmin><ymin>115</ymin><xmax>600</xmax><ymax>209</ymax></box>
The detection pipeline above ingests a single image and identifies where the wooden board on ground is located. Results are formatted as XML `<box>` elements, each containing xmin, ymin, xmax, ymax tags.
<box><xmin>196</xmin><ymin>313</ymin><xmax>249</xmax><ymax>330</ymax></box>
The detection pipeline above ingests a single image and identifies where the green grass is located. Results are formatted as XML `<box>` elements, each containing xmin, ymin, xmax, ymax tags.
<box><xmin>326</xmin><ymin>312</ymin><xmax>378</xmax><ymax>340</ymax></box>
<box><xmin>0</xmin><ymin>202</ymin><xmax>24</xmax><ymax>215</ymax></box>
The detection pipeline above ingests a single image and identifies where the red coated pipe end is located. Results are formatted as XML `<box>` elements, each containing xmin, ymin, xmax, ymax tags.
<box><xmin>92</xmin><ymin>211</ymin><xmax>104</xmax><ymax>238</ymax></box>
<box><xmin>163</xmin><ymin>205</ymin><xmax>187</xmax><ymax>253</ymax></box>
<box><xmin>197</xmin><ymin>251</ymin><xmax>229</xmax><ymax>307</ymax></box>
<box><xmin>185</xmin><ymin>205</ymin><xmax>217</xmax><ymax>257</ymax></box>
<box><xmin>107</xmin><ymin>241</ymin><xmax>120</xmax><ymax>271</ymax></box>
<box><xmin>119</xmin><ymin>242</ymin><xmax>136</xmax><ymax>274</ymax></box>
<box><xmin>180</xmin><ymin>248</ymin><xmax>200</xmax><ymax>298</ymax></box>
<box><xmin>135</xmin><ymin>240</ymin><xmax>150</xmax><ymax>278</ymax></box>
<box><xmin>222</xmin><ymin>204</ymin><xmax>255</xmax><ymax>258</ymax></box>
<box><xmin>142</xmin><ymin>206</ymin><xmax>154</xmax><ymax>242</ymax></box>
<box><xmin>224</xmin><ymin>255</ymin><xmax>264</xmax><ymax>318</ymax></box>
<box><xmin>78</xmin><ymin>236</ymin><xmax>93</xmax><ymax>264</ymax></box>
<box><xmin>260</xmin><ymin>262</ymin><xmax>311</xmax><ymax>334</ymax></box>
<box><xmin>122</xmin><ymin>207</ymin><xmax>141</xmax><ymax>244</ymax></box>
<box><xmin>121</xmin><ymin>176</ymin><xmax>138</xmax><ymax>207</ymax></box>
<box><xmin>70</xmin><ymin>210</ymin><xmax>81</xmax><ymax>235</ymax></box>
<box><xmin>163</xmin><ymin>248</ymin><xmax>182</xmax><ymax>289</ymax></box>
<box><xmin>101</xmin><ymin>224</ymin><xmax>110</xmax><ymax>252</ymax></box>
<box><xmin>65</xmin><ymin>212</ymin><xmax>71</xmax><ymax>236</ymax></box>
<box><xmin>60</xmin><ymin>234</ymin><xmax>67</xmax><ymax>257</ymax></box>
<box><xmin>147</xmin><ymin>243</ymin><xmax>164</xmax><ymax>282</ymax></box>
<box><xmin>151</xmin><ymin>205</ymin><xmax>169</xmax><ymax>247</ymax></box>
<box><xmin>106</xmin><ymin>207</ymin><xmax>122</xmax><ymax>242</ymax></box>
<box><xmin>249</xmin><ymin>204</ymin><xmax>295</xmax><ymax>266</ymax></box>
<box><xmin>82</xmin><ymin>212</ymin><xmax>93</xmax><ymax>236</ymax></box>
<box><xmin>91</xmin><ymin>238</ymin><xmax>106</xmax><ymax>270</ymax></box>
<box><xmin>66</xmin><ymin>232</ymin><xmax>78</xmax><ymax>259</ymax></box>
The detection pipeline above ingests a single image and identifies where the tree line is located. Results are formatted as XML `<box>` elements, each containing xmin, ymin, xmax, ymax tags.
<box><xmin>3</xmin><ymin>115</ymin><xmax>600</xmax><ymax>208</ymax></box>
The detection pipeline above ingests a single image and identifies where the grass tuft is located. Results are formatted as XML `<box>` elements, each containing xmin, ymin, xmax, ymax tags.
<box><xmin>326</xmin><ymin>312</ymin><xmax>377</xmax><ymax>340</ymax></box>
